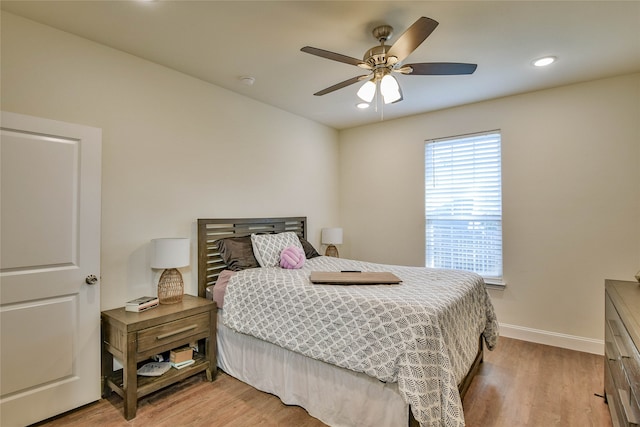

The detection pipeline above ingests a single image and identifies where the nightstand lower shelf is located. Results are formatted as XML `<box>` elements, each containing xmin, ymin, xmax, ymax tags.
<box><xmin>105</xmin><ymin>353</ymin><xmax>210</xmax><ymax>400</ymax></box>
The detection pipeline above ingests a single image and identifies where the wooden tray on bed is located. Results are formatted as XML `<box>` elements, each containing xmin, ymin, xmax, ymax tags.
<box><xmin>310</xmin><ymin>271</ymin><xmax>402</xmax><ymax>285</ymax></box>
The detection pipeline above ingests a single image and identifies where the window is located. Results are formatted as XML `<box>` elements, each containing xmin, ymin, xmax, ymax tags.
<box><xmin>425</xmin><ymin>131</ymin><xmax>503</xmax><ymax>283</ymax></box>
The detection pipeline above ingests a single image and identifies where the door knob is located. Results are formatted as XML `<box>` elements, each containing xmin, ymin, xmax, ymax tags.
<box><xmin>85</xmin><ymin>275</ymin><xmax>99</xmax><ymax>285</ymax></box>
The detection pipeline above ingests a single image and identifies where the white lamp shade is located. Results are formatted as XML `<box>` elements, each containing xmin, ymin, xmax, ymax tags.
<box><xmin>151</xmin><ymin>238</ymin><xmax>190</xmax><ymax>269</ymax></box>
<box><xmin>380</xmin><ymin>74</ymin><xmax>402</xmax><ymax>104</ymax></box>
<box><xmin>357</xmin><ymin>80</ymin><xmax>376</xmax><ymax>103</ymax></box>
<box><xmin>383</xmin><ymin>88</ymin><xmax>402</xmax><ymax>104</ymax></box>
<box><xmin>380</xmin><ymin>74</ymin><xmax>399</xmax><ymax>93</ymax></box>
<box><xmin>321</xmin><ymin>228</ymin><xmax>343</xmax><ymax>245</ymax></box>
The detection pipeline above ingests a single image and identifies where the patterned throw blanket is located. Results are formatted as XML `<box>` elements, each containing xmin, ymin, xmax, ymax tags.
<box><xmin>222</xmin><ymin>256</ymin><xmax>499</xmax><ymax>427</ymax></box>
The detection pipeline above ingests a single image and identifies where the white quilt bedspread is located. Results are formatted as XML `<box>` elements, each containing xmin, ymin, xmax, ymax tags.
<box><xmin>222</xmin><ymin>256</ymin><xmax>499</xmax><ymax>427</ymax></box>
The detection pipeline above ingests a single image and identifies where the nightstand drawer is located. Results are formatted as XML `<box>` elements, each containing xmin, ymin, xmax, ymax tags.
<box><xmin>137</xmin><ymin>312</ymin><xmax>210</xmax><ymax>353</ymax></box>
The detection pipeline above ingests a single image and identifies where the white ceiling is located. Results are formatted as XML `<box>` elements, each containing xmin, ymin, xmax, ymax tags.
<box><xmin>2</xmin><ymin>1</ymin><xmax>639</xmax><ymax>130</ymax></box>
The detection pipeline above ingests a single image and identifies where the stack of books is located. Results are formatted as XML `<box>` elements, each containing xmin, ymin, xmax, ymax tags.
<box><xmin>170</xmin><ymin>347</ymin><xmax>195</xmax><ymax>369</ymax></box>
<box><xmin>125</xmin><ymin>296</ymin><xmax>159</xmax><ymax>312</ymax></box>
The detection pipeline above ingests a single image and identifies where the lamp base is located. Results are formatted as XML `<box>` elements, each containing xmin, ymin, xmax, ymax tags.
<box><xmin>157</xmin><ymin>268</ymin><xmax>184</xmax><ymax>304</ymax></box>
<box><xmin>325</xmin><ymin>244</ymin><xmax>339</xmax><ymax>258</ymax></box>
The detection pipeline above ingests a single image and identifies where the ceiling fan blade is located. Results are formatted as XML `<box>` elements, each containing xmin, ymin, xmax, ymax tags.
<box><xmin>301</xmin><ymin>46</ymin><xmax>371</xmax><ymax>69</ymax></box>
<box><xmin>386</xmin><ymin>17</ymin><xmax>439</xmax><ymax>63</ymax></box>
<box><xmin>403</xmin><ymin>62</ymin><xmax>477</xmax><ymax>75</ymax></box>
<box><xmin>313</xmin><ymin>75</ymin><xmax>370</xmax><ymax>96</ymax></box>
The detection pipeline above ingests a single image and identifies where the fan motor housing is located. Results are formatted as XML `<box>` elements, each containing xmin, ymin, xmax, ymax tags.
<box><xmin>364</xmin><ymin>25</ymin><xmax>397</xmax><ymax>68</ymax></box>
<box><xmin>363</xmin><ymin>45</ymin><xmax>393</xmax><ymax>67</ymax></box>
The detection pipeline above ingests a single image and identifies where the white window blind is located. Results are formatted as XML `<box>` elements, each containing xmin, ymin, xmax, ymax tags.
<box><xmin>425</xmin><ymin>131</ymin><xmax>503</xmax><ymax>282</ymax></box>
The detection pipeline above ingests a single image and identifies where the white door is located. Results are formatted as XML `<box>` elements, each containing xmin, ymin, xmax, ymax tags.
<box><xmin>0</xmin><ymin>111</ymin><xmax>102</xmax><ymax>427</ymax></box>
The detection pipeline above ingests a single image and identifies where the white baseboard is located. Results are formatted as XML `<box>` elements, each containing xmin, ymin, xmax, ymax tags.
<box><xmin>499</xmin><ymin>323</ymin><xmax>604</xmax><ymax>355</ymax></box>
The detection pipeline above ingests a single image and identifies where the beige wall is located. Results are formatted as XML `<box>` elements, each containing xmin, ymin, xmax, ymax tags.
<box><xmin>4</xmin><ymin>12</ymin><xmax>639</xmax><ymax>350</ymax></box>
<box><xmin>339</xmin><ymin>73</ymin><xmax>640</xmax><ymax>348</ymax></box>
<box><xmin>1</xmin><ymin>13</ymin><xmax>340</xmax><ymax>309</ymax></box>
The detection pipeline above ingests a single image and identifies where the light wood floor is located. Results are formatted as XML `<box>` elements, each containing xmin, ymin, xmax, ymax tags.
<box><xmin>33</xmin><ymin>337</ymin><xmax>611</xmax><ymax>427</ymax></box>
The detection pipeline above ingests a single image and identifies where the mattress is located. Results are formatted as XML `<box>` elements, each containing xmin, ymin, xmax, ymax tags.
<box><xmin>218</xmin><ymin>256</ymin><xmax>499</xmax><ymax>427</ymax></box>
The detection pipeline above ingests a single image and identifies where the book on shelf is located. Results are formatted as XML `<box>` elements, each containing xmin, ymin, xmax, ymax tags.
<box><xmin>125</xmin><ymin>296</ymin><xmax>159</xmax><ymax>312</ymax></box>
<box><xmin>170</xmin><ymin>359</ymin><xmax>195</xmax><ymax>369</ymax></box>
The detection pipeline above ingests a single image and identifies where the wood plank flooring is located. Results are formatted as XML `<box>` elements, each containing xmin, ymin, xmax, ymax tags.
<box><xmin>463</xmin><ymin>337</ymin><xmax>611</xmax><ymax>427</ymax></box>
<box><xmin>32</xmin><ymin>337</ymin><xmax>611</xmax><ymax>427</ymax></box>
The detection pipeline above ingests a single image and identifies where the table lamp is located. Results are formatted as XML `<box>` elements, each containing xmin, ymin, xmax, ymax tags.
<box><xmin>321</xmin><ymin>227</ymin><xmax>343</xmax><ymax>257</ymax></box>
<box><xmin>151</xmin><ymin>238</ymin><xmax>190</xmax><ymax>304</ymax></box>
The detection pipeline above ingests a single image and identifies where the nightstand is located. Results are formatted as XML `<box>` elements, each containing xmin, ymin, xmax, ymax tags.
<box><xmin>101</xmin><ymin>295</ymin><xmax>216</xmax><ymax>420</ymax></box>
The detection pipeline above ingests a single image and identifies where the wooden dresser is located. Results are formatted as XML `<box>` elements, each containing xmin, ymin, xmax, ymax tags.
<box><xmin>605</xmin><ymin>280</ymin><xmax>640</xmax><ymax>427</ymax></box>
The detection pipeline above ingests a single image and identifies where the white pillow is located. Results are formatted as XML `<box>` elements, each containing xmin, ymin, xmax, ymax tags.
<box><xmin>251</xmin><ymin>232</ymin><xmax>304</xmax><ymax>267</ymax></box>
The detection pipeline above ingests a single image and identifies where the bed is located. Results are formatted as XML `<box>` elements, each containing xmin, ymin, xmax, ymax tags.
<box><xmin>197</xmin><ymin>217</ymin><xmax>499</xmax><ymax>427</ymax></box>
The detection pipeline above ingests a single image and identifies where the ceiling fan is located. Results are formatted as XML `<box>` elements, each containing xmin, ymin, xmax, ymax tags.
<box><xmin>301</xmin><ymin>17</ymin><xmax>477</xmax><ymax>105</ymax></box>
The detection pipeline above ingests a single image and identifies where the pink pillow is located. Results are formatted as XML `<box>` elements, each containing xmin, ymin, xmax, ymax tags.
<box><xmin>280</xmin><ymin>246</ymin><xmax>305</xmax><ymax>269</ymax></box>
<box><xmin>213</xmin><ymin>270</ymin><xmax>235</xmax><ymax>308</ymax></box>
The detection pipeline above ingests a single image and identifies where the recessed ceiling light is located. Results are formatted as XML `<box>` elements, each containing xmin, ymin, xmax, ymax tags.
<box><xmin>532</xmin><ymin>56</ymin><xmax>557</xmax><ymax>67</ymax></box>
<box><xmin>239</xmin><ymin>76</ymin><xmax>255</xmax><ymax>86</ymax></box>
<box><xmin>356</xmin><ymin>103</ymin><xmax>370</xmax><ymax>109</ymax></box>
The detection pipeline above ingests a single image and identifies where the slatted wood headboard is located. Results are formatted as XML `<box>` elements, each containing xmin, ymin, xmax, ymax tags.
<box><xmin>197</xmin><ymin>217</ymin><xmax>307</xmax><ymax>298</ymax></box>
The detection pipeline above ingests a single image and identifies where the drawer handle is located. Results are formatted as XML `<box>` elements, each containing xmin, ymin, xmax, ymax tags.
<box><xmin>613</xmin><ymin>335</ymin><xmax>631</xmax><ymax>359</ymax></box>
<box><xmin>156</xmin><ymin>325</ymin><xmax>197</xmax><ymax>340</ymax></box>
<box><xmin>608</xmin><ymin>320</ymin><xmax>631</xmax><ymax>358</ymax></box>
<box><xmin>605</xmin><ymin>341</ymin><xmax>618</xmax><ymax>361</ymax></box>
<box><xmin>618</xmin><ymin>388</ymin><xmax>640</xmax><ymax>424</ymax></box>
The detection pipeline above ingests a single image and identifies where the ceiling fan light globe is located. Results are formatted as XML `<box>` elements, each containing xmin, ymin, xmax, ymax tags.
<box><xmin>357</xmin><ymin>80</ymin><xmax>376</xmax><ymax>102</ymax></box>
<box><xmin>383</xmin><ymin>89</ymin><xmax>402</xmax><ymax>104</ymax></box>
<box><xmin>380</xmin><ymin>74</ymin><xmax>399</xmax><ymax>92</ymax></box>
<box><xmin>380</xmin><ymin>75</ymin><xmax>402</xmax><ymax>103</ymax></box>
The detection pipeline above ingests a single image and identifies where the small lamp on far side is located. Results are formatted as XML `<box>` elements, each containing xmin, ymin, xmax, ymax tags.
<box><xmin>151</xmin><ymin>238</ymin><xmax>190</xmax><ymax>304</ymax></box>
<box><xmin>321</xmin><ymin>227</ymin><xmax>343</xmax><ymax>258</ymax></box>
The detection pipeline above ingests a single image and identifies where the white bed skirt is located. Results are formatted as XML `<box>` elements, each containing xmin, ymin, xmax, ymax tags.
<box><xmin>217</xmin><ymin>312</ymin><xmax>409</xmax><ymax>427</ymax></box>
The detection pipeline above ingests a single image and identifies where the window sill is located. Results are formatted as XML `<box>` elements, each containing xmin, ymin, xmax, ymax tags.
<box><xmin>484</xmin><ymin>280</ymin><xmax>506</xmax><ymax>291</ymax></box>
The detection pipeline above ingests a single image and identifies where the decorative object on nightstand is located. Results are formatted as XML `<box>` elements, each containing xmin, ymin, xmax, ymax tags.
<box><xmin>635</xmin><ymin>269</ymin><xmax>640</xmax><ymax>283</ymax></box>
<box><xmin>321</xmin><ymin>227</ymin><xmax>343</xmax><ymax>258</ymax></box>
<box><xmin>151</xmin><ymin>237</ymin><xmax>190</xmax><ymax>304</ymax></box>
